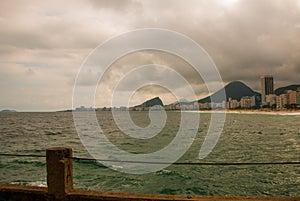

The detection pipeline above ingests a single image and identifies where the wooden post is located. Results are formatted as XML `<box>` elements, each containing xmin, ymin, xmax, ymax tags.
<box><xmin>46</xmin><ymin>147</ymin><xmax>73</xmax><ymax>200</ymax></box>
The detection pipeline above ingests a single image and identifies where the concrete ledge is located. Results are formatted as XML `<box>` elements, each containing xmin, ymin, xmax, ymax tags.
<box><xmin>1</xmin><ymin>184</ymin><xmax>299</xmax><ymax>201</ymax></box>
<box><xmin>68</xmin><ymin>189</ymin><xmax>300</xmax><ymax>201</ymax></box>
<box><xmin>0</xmin><ymin>184</ymin><xmax>47</xmax><ymax>201</ymax></box>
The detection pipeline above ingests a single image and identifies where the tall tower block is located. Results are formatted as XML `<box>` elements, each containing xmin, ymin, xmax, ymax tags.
<box><xmin>261</xmin><ymin>75</ymin><xmax>274</xmax><ymax>106</ymax></box>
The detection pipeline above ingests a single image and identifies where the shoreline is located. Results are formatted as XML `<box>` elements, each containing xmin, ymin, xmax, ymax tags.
<box><xmin>226</xmin><ymin>110</ymin><xmax>300</xmax><ymax>115</ymax></box>
<box><xmin>184</xmin><ymin>109</ymin><xmax>300</xmax><ymax>115</ymax></box>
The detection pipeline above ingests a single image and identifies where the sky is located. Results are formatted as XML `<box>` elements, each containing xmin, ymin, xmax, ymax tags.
<box><xmin>0</xmin><ymin>0</ymin><xmax>300</xmax><ymax>111</ymax></box>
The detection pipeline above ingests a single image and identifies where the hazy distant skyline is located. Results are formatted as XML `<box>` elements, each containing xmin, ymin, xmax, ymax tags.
<box><xmin>1</xmin><ymin>0</ymin><xmax>300</xmax><ymax>111</ymax></box>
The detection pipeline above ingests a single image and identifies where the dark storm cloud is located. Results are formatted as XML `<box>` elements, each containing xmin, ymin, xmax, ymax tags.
<box><xmin>131</xmin><ymin>0</ymin><xmax>300</xmax><ymax>87</ymax></box>
<box><xmin>87</xmin><ymin>0</ymin><xmax>300</xmax><ymax>94</ymax></box>
<box><xmin>0</xmin><ymin>0</ymin><xmax>299</xmax><ymax>110</ymax></box>
<box><xmin>192</xmin><ymin>0</ymin><xmax>300</xmax><ymax>88</ymax></box>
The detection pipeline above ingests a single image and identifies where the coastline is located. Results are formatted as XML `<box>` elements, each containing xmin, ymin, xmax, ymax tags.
<box><xmin>184</xmin><ymin>109</ymin><xmax>300</xmax><ymax>115</ymax></box>
<box><xmin>226</xmin><ymin>110</ymin><xmax>300</xmax><ymax>115</ymax></box>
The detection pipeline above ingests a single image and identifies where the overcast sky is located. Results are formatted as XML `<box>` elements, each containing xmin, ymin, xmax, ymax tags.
<box><xmin>1</xmin><ymin>0</ymin><xmax>300</xmax><ymax>111</ymax></box>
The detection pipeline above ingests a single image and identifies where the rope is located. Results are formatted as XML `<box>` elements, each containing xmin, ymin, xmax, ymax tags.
<box><xmin>0</xmin><ymin>153</ymin><xmax>45</xmax><ymax>158</ymax></box>
<box><xmin>1</xmin><ymin>153</ymin><xmax>299</xmax><ymax>166</ymax></box>
<box><xmin>69</xmin><ymin>156</ymin><xmax>300</xmax><ymax>166</ymax></box>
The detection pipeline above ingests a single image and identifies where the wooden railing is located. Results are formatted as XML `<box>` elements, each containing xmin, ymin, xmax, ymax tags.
<box><xmin>0</xmin><ymin>147</ymin><xmax>299</xmax><ymax>201</ymax></box>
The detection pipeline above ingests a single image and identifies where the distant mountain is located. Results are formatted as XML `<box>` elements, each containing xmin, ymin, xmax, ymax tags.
<box><xmin>136</xmin><ymin>97</ymin><xmax>163</xmax><ymax>108</ymax></box>
<box><xmin>135</xmin><ymin>82</ymin><xmax>299</xmax><ymax>108</ymax></box>
<box><xmin>198</xmin><ymin>81</ymin><xmax>260</xmax><ymax>103</ymax></box>
<box><xmin>275</xmin><ymin>84</ymin><xmax>300</xmax><ymax>96</ymax></box>
<box><xmin>0</xmin><ymin>109</ymin><xmax>17</xmax><ymax>112</ymax></box>
<box><xmin>170</xmin><ymin>98</ymin><xmax>192</xmax><ymax>105</ymax></box>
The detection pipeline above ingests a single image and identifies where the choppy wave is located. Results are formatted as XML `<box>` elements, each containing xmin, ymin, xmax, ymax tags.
<box><xmin>11</xmin><ymin>181</ymin><xmax>47</xmax><ymax>187</ymax></box>
<box><xmin>1</xmin><ymin>112</ymin><xmax>299</xmax><ymax>196</ymax></box>
<box><xmin>12</xmin><ymin>159</ymin><xmax>45</xmax><ymax>167</ymax></box>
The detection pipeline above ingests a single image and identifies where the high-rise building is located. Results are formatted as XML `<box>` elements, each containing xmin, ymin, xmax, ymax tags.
<box><xmin>261</xmin><ymin>75</ymin><xmax>274</xmax><ymax>106</ymax></box>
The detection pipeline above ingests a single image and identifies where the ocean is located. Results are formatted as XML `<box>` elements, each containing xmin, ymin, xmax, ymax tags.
<box><xmin>0</xmin><ymin>111</ymin><xmax>299</xmax><ymax>196</ymax></box>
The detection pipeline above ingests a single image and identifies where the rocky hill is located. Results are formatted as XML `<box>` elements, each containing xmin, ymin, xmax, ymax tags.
<box><xmin>275</xmin><ymin>84</ymin><xmax>300</xmax><ymax>95</ymax></box>
<box><xmin>198</xmin><ymin>81</ymin><xmax>260</xmax><ymax>103</ymax></box>
<box><xmin>134</xmin><ymin>97</ymin><xmax>164</xmax><ymax>109</ymax></box>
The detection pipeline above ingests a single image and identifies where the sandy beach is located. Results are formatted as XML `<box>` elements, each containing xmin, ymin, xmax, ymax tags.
<box><xmin>185</xmin><ymin>110</ymin><xmax>300</xmax><ymax>115</ymax></box>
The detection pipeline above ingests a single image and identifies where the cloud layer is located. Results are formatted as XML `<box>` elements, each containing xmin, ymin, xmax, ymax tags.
<box><xmin>0</xmin><ymin>0</ymin><xmax>299</xmax><ymax>110</ymax></box>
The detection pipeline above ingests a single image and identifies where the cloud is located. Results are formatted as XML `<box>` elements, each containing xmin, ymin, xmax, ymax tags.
<box><xmin>88</xmin><ymin>0</ymin><xmax>143</xmax><ymax>13</ymax></box>
<box><xmin>0</xmin><ymin>0</ymin><xmax>300</xmax><ymax>110</ymax></box>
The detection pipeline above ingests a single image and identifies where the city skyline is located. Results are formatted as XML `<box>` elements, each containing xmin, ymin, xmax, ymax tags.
<box><xmin>3</xmin><ymin>77</ymin><xmax>300</xmax><ymax>111</ymax></box>
<box><xmin>1</xmin><ymin>0</ymin><xmax>300</xmax><ymax>111</ymax></box>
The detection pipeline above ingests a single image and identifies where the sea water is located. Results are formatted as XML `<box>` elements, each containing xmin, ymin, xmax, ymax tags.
<box><xmin>0</xmin><ymin>111</ymin><xmax>299</xmax><ymax>196</ymax></box>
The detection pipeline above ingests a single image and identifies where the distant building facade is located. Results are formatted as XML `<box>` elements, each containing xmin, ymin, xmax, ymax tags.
<box><xmin>276</xmin><ymin>94</ymin><xmax>287</xmax><ymax>109</ymax></box>
<box><xmin>265</xmin><ymin>94</ymin><xmax>277</xmax><ymax>107</ymax></box>
<box><xmin>286</xmin><ymin>90</ymin><xmax>297</xmax><ymax>105</ymax></box>
<box><xmin>261</xmin><ymin>75</ymin><xmax>274</xmax><ymax>106</ymax></box>
<box><xmin>240</xmin><ymin>96</ymin><xmax>256</xmax><ymax>108</ymax></box>
<box><xmin>75</xmin><ymin>106</ymin><xmax>94</xmax><ymax>111</ymax></box>
<box><xmin>227</xmin><ymin>98</ymin><xmax>240</xmax><ymax>109</ymax></box>
<box><xmin>297</xmin><ymin>87</ymin><xmax>300</xmax><ymax>105</ymax></box>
